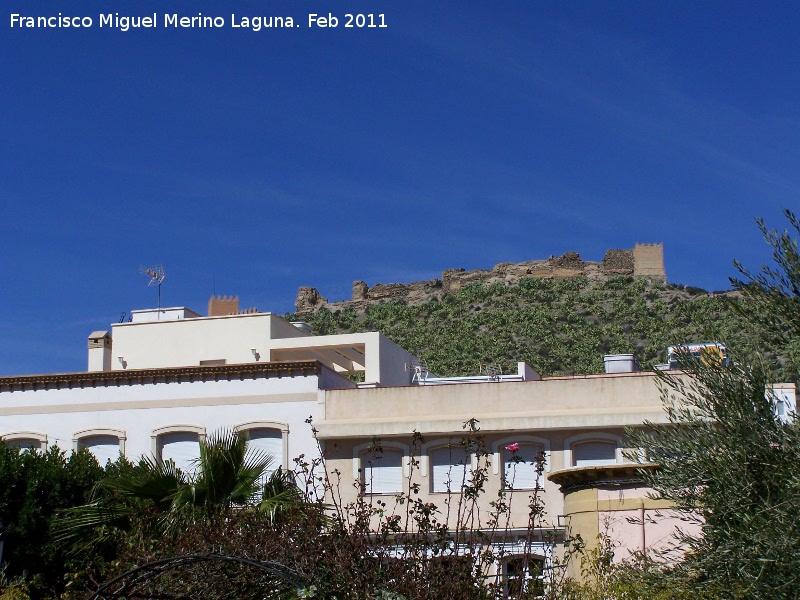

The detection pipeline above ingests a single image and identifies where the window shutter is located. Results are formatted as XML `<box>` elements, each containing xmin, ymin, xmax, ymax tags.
<box><xmin>80</xmin><ymin>435</ymin><xmax>121</xmax><ymax>465</ymax></box>
<box><xmin>430</xmin><ymin>446</ymin><xmax>469</xmax><ymax>493</ymax></box>
<box><xmin>247</xmin><ymin>429</ymin><xmax>283</xmax><ymax>474</ymax></box>
<box><xmin>504</xmin><ymin>444</ymin><xmax>543</xmax><ymax>489</ymax></box>
<box><xmin>363</xmin><ymin>449</ymin><xmax>403</xmax><ymax>494</ymax></box>
<box><xmin>159</xmin><ymin>432</ymin><xmax>201</xmax><ymax>474</ymax></box>
<box><xmin>573</xmin><ymin>441</ymin><xmax>616</xmax><ymax>466</ymax></box>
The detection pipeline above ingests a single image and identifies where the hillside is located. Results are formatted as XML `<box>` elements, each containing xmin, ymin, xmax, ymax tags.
<box><xmin>285</xmin><ymin>275</ymin><xmax>788</xmax><ymax>379</ymax></box>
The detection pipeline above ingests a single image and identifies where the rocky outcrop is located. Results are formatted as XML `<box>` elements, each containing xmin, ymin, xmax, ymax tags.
<box><xmin>295</xmin><ymin>287</ymin><xmax>328</xmax><ymax>313</ymax></box>
<box><xmin>294</xmin><ymin>245</ymin><xmax>665</xmax><ymax>313</ymax></box>
<box><xmin>352</xmin><ymin>281</ymin><xmax>369</xmax><ymax>301</ymax></box>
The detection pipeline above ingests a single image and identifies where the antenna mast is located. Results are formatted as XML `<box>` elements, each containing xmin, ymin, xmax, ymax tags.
<box><xmin>140</xmin><ymin>265</ymin><xmax>166</xmax><ymax>317</ymax></box>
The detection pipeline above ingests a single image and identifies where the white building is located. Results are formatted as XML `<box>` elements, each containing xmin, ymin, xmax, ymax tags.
<box><xmin>0</xmin><ymin>296</ymin><xmax>415</xmax><ymax>473</ymax></box>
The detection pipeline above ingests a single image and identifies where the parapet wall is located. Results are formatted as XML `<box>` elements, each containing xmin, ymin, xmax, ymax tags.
<box><xmin>296</xmin><ymin>244</ymin><xmax>665</xmax><ymax>313</ymax></box>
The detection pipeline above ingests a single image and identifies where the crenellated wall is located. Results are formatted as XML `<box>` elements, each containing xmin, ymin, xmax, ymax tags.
<box><xmin>295</xmin><ymin>244</ymin><xmax>666</xmax><ymax>313</ymax></box>
<box><xmin>207</xmin><ymin>295</ymin><xmax>259</xmax><ymax>316</ymax></box>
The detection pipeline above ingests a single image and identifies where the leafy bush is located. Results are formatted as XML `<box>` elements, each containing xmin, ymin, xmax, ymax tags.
<box><xmin>0</xmin><ymin>445</ymin><xmax>107</xmax><ymax>598</ymax></box>
<box><xmin>82</xmin><ymin>423</ymin><xmax>573</xmax><ymax>600</ymax></box>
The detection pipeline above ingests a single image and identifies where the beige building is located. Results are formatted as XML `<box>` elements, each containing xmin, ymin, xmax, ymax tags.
<box><xmin>316</xmin><ymin>361</ymin><xmax>691</xmax><ymax>581</ymax></box>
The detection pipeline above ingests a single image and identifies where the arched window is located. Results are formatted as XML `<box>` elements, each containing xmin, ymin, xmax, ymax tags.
<box><xmin>2</xmin><ymin>432</ymin><xmax>47</xmax><ymax>451</ymax></box>
<box><xmin>246</xmin><ymin>429</ymin><xmax>283</xmax><ymax>473</ymax></box>
<box><xmin>152</xmin><ymin>425</ymin><xmax>206</xmax><ymax>475</ymax></box>
<box><xmin>74</xmin><ymin>429</ymin><xmax>126</xmax><ymax>466</ymax></box>
<box><xmin>361</xmin><ymin>447</ymin><xmax>404</xmax><ymax>494</ymax></box>
<box><xmin>564</xmin><ymin>433</ymin><xmax>622</xmax><ymax>468</ymax></box>
<box><xmin>492</xmin><ymin>435</ymin><xmax>551</xmax><ymax>489</ymax></box>
<box><xmin>429</xmin><ymin>444</ymin><xmax>471</xmax><ymax>494</ymax></box>
<box><xmin>573</xmin><ymin>441</ymin><xmax>617</xmax><ymax>466</ymax></box>
<box><xmin>235</xmin><ymin>421</ymin><xmax>289</xmax><ymax>474</ymax></box>
<box><xmin>502</xmin><ymin>443</ymin><xmax>545</xmax><ymax>490</ymax></box>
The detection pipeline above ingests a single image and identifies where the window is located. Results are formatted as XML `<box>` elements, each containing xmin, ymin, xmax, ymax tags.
<box><xmin>771</xmin><ymin>384</ymin><xmax>796</xmax><ymax>424</ymax></box>
<box><xmin>492</xmin><ymin>436</ymin><xmax>551</xmax><ymax>482</ymax></box>
<box><xmin>74</xmin><ymin>429</ymin><xmax>125</xmax><ymax>466</ymax></box>
<box><xmin>79</xmin><ymin>435</ymin><xmax>122</xmax><ymax>465</ymax></box>
<box><xmin>4</xmin><ymin>438</ymin><xmax>43</xmax><ymax>451</ymax></box>
<box><xmin>245</xmin><ymin>428</ymin><xmax>283</xmax><ymax>482</ymax></box>
<box><xmin>573</xmin><ymin>441</ymin><xmax>617</xmax><ymax>466</ymax></box>
<box><xmin>2</xmin><ymin>432</ymin><xmax>47</xmax><ymax>451</ymax></box>
<box><xmin>564</xmin><ymin>433</ymin><xmax>622</xmax><ymax>468</ymax></box>
<box><xmin>503</xmin><ymin>443</ymin><xmax>544</xmax><ymax>490</ymax></box>
<box><xmin>246</xmin><ymin>428</ymin><xmax>283</xmax><ymax>466</ymax></box>
<box><xmin>503</xmin><ymin>556</ymin><xmax>544</xmax><ymax>598</ymax></box>
<box><xmin>159</xmin><ymin>432</ymin><xmax>200</xmax><ymax>473</ymax></box>
<box><xmin>429</xmin><ymin>445</ymin><xmax>471</xmax><ymax>493</ymax></box>
<box><xmin>235</xmin><ymin>421</ymin><xmax>289</xmax><ymax>476</ymax></box>
<box><xmin>362</xmin><ymin>447</ymin><xmax>404</xmax><ymax>494</ymax></box>
<box><xmin>152</xmin><ymin>426</ymin><xmax>206</xmax><ymax>474</ymax></box>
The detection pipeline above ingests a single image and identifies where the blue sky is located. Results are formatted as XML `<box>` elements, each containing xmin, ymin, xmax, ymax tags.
<box><xmin>2</xmin><ymin>1</ymin><xmax>799</xmax><ymax>375</ymax></box>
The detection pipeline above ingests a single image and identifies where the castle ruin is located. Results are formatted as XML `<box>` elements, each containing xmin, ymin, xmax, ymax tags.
<box><xmin>295</xmin><ymin>243</ymin><xmax>665</xmax><ymax>313</ymax></box>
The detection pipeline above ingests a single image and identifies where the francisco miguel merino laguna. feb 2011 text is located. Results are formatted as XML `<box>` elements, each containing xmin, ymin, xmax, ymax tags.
<box><xmin>9</xmin><ymin>12</ymin><xmax>388</xmax><ymax>30</ymax></box>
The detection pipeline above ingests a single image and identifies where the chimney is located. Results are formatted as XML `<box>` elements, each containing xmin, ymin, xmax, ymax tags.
<box><xmin>88</xmin><ymin>331</ymin><xmax>112</xmax><ymax>371</ymax></box>
<box><xmin>291</xmin><ymin>322</ymin><xmax>313</xmax><ymax>335</ymax></box>
<box><xmin>208</xmin><ymin>295</ymin><xmax>239</xmax><ymax>316</ymax></box>
<box><xmin>603</xmin><ymin>354</ymin><xmax>640</xmax><ymax>374</ymax></box>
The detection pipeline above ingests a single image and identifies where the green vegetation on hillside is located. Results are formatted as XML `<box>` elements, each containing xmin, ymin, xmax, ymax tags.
<box><xmin>287</xmin><ymin>276</ymin><xmax>774</xmax><ymax>378</ymax></box>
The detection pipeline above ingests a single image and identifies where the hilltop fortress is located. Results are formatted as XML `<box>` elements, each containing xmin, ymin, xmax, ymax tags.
<box><xmin>295</xmin><ymin>243</ymin><xmax>665</xmax><ymax>313</ymax></box>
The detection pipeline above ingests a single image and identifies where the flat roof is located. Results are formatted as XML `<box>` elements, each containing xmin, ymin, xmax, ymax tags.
<box><xmin>0</xmin><ymin>360</ymin><xmax>324</xmax><ymax>392</ymax></box>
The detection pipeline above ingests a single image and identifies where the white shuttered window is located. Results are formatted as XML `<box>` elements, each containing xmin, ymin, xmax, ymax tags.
<box><xmin>247</xmin><ymin>428</ymin><xmax>283</xmax><ymax>478</ymax></box>
<box><xmin>573</xmin><ymin>441</ymin><xmax>616</xmax><ymax>466</ymax></box>
<box><xmin>503</xmin><ymin>444</ymin><xmax>544</xmax><ymax>489</ymax></box>
<box><xmin>80</xmin><ymin>435</ymin><xmax>121</xmax><ymax>466</ymax></box>
<box><xmin>159</xmin><ymin>432</ymin><xmax>201</xmax><ymax>474</ymax></box>
<box><xmin>362</xmin><ymin>448</ymin><xmax>403</xmax><ymax>494</ymax></box>
<box><xmin>430</xmin><ymin>446</ymin><xmax>470</xmax><ymax>493</ymax></box>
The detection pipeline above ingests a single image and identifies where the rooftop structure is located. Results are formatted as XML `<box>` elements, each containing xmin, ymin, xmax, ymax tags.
<box><xmin>89</xmin><ymin>296</ymin><xmax>415</xmax><ymax>387</ymax></box>
<box><xmin>2</xmin><ymin>296</ymin><xmax>414</xmax><ymax>475</ymax></box>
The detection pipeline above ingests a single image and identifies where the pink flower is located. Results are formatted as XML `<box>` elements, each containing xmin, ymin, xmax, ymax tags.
<box><xmin>505</xmin><ymin>442</ymin><xmax>520</xmax><ymax>452</ymax></box>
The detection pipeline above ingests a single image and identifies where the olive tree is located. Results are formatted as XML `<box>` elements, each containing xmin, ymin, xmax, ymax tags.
<box><xmin>626</xmin><ymin>211</ymin><xmax>800</xmax><ymax>599</ymax></box>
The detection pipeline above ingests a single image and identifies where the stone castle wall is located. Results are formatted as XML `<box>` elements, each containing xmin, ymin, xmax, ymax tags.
<box><xmin>295</xmin><ymin>243</ymin><xmax>665</xmax><ymax>313</ymax></box>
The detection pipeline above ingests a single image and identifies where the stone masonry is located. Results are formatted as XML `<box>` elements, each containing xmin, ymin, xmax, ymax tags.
<box><xmin>295</xmin><ymin>244</ymin><xmax>666</xmax><ymax>313</ymax></box>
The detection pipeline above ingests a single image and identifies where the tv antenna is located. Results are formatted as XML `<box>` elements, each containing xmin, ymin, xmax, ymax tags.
<box><xmin>140</xmin><ymin>265</ymin><xmax>166</xmax><ymax>315</ymax></box>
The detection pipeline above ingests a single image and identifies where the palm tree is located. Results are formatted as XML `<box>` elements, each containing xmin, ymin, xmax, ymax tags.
<box><xmin>55</xmin><ymin>429</ymin><xmax>302</xmax><ymax>552</ymax></box>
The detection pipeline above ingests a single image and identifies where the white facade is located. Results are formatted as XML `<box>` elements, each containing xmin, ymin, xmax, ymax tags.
<box><xmin>1</xmin><ymin>304</ymin><xmax>416</xmax><ymax>469</ymax></box>
<box><xmin>0</xmin><ymin>361</ymin><xmax>348</xmax><ymax>468</ymax></box>
<box><xmin>102</xmin><ymin>308</ymin><xmax>415</xmax><ymax>387</ymax></box>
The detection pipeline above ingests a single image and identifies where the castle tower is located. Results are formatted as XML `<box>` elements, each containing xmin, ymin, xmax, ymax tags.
<box><xmin>633</xmin><ymin>243</ymin><xmax>666</xmax><ymax>282</ymax></box>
